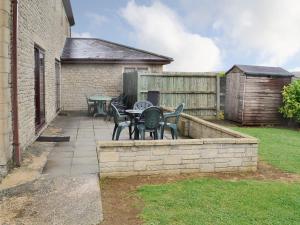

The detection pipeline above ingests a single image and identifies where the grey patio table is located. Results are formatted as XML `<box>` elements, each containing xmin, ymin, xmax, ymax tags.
<box><xmin>89</xmin><ymin>95</ymin><xmax>112</xmax><ymax>117</ymax></box>
<box><xmin>125</xmin><ymin>109</ymin><xmax>143</xmax><ymax>140</ymax></box>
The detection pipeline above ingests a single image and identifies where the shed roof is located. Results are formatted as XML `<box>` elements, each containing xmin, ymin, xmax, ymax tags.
<box><xmin>61</xmin><ymin>38</ymin><xmax>173</xmax><ymax>64</ymax></box>
<box><xmin>226</xmin><ymin>64</ymin><xmax>294</xmax><ymax>77</ymax></box>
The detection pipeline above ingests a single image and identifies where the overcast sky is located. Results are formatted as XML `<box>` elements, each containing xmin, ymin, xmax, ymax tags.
<box><xmin>71</xmin><ymin>0</ymin><xmax>300</xmax><ymax>72</ymax></box>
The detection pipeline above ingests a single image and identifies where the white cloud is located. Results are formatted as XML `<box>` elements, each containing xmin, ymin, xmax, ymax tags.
<box><xmin>180</xmin><ymin>0</ymin><xmax>300</xmax><ymax>66</ymax></box>
<box><xmin>121</xmin><ymin>1</ymin><xmax>221</xmax><ymax>72</ymax></box>
<box><xmin>72</xmin><ymin>31</ymin><xmax>93</xmax><ymax>38</ymax></box>
<box><xmin>291</xmin><ymin>67</ymin><xmax>300</xmax><ymax>72</ymax></box>
<box><xmin>85</xmin><ymin>12</ymin><xmax>107</xmax><ymax>26</ymax></box>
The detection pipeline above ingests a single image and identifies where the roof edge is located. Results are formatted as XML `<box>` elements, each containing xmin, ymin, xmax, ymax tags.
<box><xmin>62</xmin><ymin>0</ymin><xmax>75</xmax><ymax>26</ymax></box>
<box><xmin>225</xmin><ymin>64</ymin><xmax>294</xmax><ymax>77</ymax></box>
<box><xmin>60</xmin><ymin>58</ymin><xmax>172</xmax><ymax>65</ymax></box>
<box><xmin>66</xmin><ymin>37</ymin><xmax>173</xmax><ymax>62</ymax></box>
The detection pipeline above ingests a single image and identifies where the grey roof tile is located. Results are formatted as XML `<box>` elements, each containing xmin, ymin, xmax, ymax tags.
<box><xmin>61</xmin><ymin>38</ymin><xmax>173</xmax><ymax>64</ymax></box>
<box><xmin>226</xmin><ymin>64</ymin><xmax>294</xmax><ymax>77</ymax></box>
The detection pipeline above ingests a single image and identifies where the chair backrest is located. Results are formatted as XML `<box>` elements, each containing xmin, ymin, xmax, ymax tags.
<box><xmin>147</xmin><ymin>91</ymin><xmax>160</xmax><ymax>106</ymax></box>
<box><xmin>140</xmin><ymin>106</ymin><xmax>162</xmax><ymax>129</ymax></box>
<box><xmin>85</xmin><ymin>94</ymin><xmax>91</xmax><ymax>104</ymax></box>
<box><xmin>174</xmin><ymin>103</ymin><xmax>185</xmax><ymax>124</ymax></box>
<box><xmin>133</xmin><ymin>100</ymin><xmax>153</xmax><ymax>110</ymax></box>
<box><xmin>111</xmin><ymin>103</ymin><xmax>121</xmax><ymax>124</ymax></box>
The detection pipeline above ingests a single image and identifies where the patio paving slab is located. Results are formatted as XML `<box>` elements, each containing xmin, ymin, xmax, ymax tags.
<box><xmin>72</xmin><ymin>157</ymin><xmax>99</xmax><ymax>165</ymax></box>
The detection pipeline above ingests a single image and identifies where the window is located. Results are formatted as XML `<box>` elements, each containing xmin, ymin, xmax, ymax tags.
<box><xmin>55</xmin><ymin>60</ymin><xmax>61</xmax><ymax>112</ymax></box>
<box><xmin>124</xmin><ymin>67</ymin><xmax>136</xmax><ymax>73</ymax></box>
<box><xmin>34</xmin><ymin>46</ymin><xmax>46</xmax><ymax>131</ymax></box>
<box><xmin>137</xmin><ymin>67</ymin><xmax>149</xmax><ymax>72</ymax></box>
<box><xmin>124</xmin><ymin>67</ymin><xmax>149</xmax><ymax>73</ymax></box>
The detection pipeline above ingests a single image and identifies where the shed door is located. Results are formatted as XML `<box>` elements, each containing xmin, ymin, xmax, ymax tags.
<box><xmin>34</xmin><ymin>46</ymin><xmax>46</xmax><ymax>131</ymax></box>
<box><xmin>225</xmin><ymin>73</ymin><xmax>241</xmax><ymax>122</ymax></box>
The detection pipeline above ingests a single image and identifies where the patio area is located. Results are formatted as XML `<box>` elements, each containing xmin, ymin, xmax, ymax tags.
<box><xmin>43</xmin><ymin>112</ymin><xmax>179</xmax><ymax>176</ymax></box>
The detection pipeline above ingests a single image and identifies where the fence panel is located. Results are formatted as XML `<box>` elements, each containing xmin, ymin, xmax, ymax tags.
<box><xmin>136</xmin><ymin>72</ymin><xmax>219</xmax><ymax>118</ymax></box>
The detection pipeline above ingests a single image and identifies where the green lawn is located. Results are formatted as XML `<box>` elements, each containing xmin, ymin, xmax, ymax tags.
<box><xmin>231</xmin><ymin>127</ymin><xmax>300</xmax><ymax>174</ymax></box>
<box><xmin>139</xmin><ymin>178</ymin><xmax>300</xmax><ymax>225</ymax></box>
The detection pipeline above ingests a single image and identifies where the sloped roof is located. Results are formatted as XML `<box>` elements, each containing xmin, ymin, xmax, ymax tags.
<box><xmin>226</xmin><ymin>64</ymin><xmax>294</xmax><ymax>77</ymax></box>
<box><xmin>61</xmin><ymin>38</ymin><xmax>173</xmax><ymax>64</ymax></box>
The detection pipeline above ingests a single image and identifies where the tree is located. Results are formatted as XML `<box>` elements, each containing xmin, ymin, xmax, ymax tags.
<box><xmin>279</xmin><ymin>80</ymin><xmax>300</xmax><ymax>122</ymax></box>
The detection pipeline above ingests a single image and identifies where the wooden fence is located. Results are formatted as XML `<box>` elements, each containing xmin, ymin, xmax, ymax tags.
<box><xmin>123</xmin><ymin>72</ymin><xmax>220</xmax><ymax>118</ymax></box>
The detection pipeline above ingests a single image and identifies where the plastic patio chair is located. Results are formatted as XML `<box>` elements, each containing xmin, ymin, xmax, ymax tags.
<box><xmin>137</xmin><ymin>106</ymin><xmax>162</xmax><ymax>140</ymax></box>
<box><xmin>111</xmin><ymin>103</ymin><xmax>132</xmax><ymax>140</ymax></box>
<box><xmin>107</xmin><ymin>94</ymin><xmax>128</xmax><ymax>120</ymax></box>
<box><xmin>160</xmin><ymin>103</ymin><xmax>185</xmax><ymax>139</ymax></box>
<box><xmin>85</xmin><ymin>94</ymin><xmax>95</xmax><ymax>116</ymax></box>
<box><xmin>133</xmin><ymin>100</ymin><xmax>153</xmax><ymax>110</ymax></box>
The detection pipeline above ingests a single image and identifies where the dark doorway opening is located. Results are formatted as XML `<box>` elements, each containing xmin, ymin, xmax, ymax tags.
<box><xmin>55</xmin><ymin>60</ymin><xmax>61</xmax><ymax>112</ymax></box>
<box><xmin>34</xmin><ymin>46</ymin><xmax>46</xmax><ymax>132</ymax></box>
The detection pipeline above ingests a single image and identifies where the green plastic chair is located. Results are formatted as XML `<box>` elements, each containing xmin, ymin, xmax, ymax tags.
<box><xmin>133</xmin><ymin>100</ymin><xmax>153</xmax><ymax>110</ymax></box>
<box><xmin>160</xmin><ymin>103</ymin><xmax>184</xmax><ymax>139</ymax></box>
<box><xmin>111</xmin><ymin>104</ymin><xmax>132</xmax><ymax>140</ymax></box>
<box><xmin>85</xmin><ymin>94</ymin><xmax>95</xmax><ymax>116</ymax></box>
<box><xmin>137</xmin><ymin>106</ymin><xmax>162</xmax><ymax>140</ymax></box>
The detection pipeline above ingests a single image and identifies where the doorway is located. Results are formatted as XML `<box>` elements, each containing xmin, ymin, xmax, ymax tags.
<box><xmin>34</xmin><ymin>46</ymin><xmax>46</xmax><ymax>132</ymax></box>
<box><xmin>55</xmin><ymin>60</ymin><xmax>61</xmax><ymax>112</ymax></box>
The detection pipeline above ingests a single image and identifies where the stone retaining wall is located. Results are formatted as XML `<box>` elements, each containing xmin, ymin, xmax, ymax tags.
<box><xmin>98</xmin><ymin>139</ymin><xmax>257</xmax><ymax>177</ymax></box>
<box><xmin>97</xmin><ymin>111</ymin><xmax>258</xmax><ymax>177</ymax></box>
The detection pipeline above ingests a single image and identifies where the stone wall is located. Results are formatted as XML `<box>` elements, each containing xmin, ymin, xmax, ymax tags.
<box><xmin>61</xmin><ymin>63</ymin><xmax>163</xmax><ymax>111</ymax></box>
<box><xmin>0</xmin><ymin>0</ymin><xmax>12</xmax><ymax>179</ymax></box>
<box><xmin>98</xmin><ymin>139</ymin><xmax>258</xmax><ymax>177</ymax></box>
<box><xmin>17</xmin><ymin>0</ymin><xmax>71</xmax><ymax>149</ymax></box>
<box><xmin>97</xmin><ymin>112</ymin><xmax>258</xmax><ymax>177</ymax></box>
<box><xmin>175</xmin><ymin>109</ymin><xmax>248</xmax><ymax>139</ymax></box>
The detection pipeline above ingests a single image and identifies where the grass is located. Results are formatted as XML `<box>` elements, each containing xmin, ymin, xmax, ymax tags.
<box><xmin>231</xmin><ymin>127</ymin><xmax>300</xmax><ymax>174</ymax></box>
<box><xmin>138</xmin><ymin>178</ymin><xmax>300</xmax><ymax>225</ymax></box>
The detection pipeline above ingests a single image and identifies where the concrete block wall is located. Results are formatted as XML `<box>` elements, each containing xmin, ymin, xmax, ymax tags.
<box><xmin>0</xmin><ymin>0</ymin><xmax>12</xmax><ymax>179</ymax></box>
<box><xmin>97</xmin><ymin>139</ymin><xmax>258</xmax><ymax>177</ymax></box>
<box><xmin>61</xmin><ymin>63</ymin><xmax>163</xmax><ymax>111</ymax></box>
<box><xmin>17</xmin><ymin>0</ymin><xmax>71</xmax><ymax>149</ymax></box>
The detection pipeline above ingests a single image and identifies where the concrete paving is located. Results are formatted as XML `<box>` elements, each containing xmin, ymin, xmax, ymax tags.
<box><xmin>0</xmin><ymin>175</ymin><xmax>103</xmax><ymax>225</ymax></box>
<box><xmin>43</xmin><ymin>112</ymin><xmax>177</xmax><ymax>176</ymax></box>
<box><xmin>0</xmin><ymin>112</ymin><xmax>179</xmax><ymax>225</ymax></box>
<box><xmin>0</xmin><ymin>112</ymin><xmax>105</xmax><ymax>225</ymax></box>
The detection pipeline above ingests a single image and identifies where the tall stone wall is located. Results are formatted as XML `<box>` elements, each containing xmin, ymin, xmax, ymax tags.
<box><xmin>17</xmin><ymin>0</ymin><xmax>71</xmax><ymax>149</ymax></box>
<box><xmin>61</xmin><ymin>63</ymin><xmax>163</xmax><ymax>111</ymax></box>
<box><xmin>0</xmin><ymin>0</ymin><xmax>12</xmax><ymax>179</ymax></box>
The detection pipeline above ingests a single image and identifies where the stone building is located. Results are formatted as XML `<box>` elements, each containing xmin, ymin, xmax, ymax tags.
<box><xmin>61</xmin><ymin>38</ymin><xmax>172</xmax><ymax>110</ymax></box>
<box><xmin>0</xmin><ymin>0</ymin><xmax>172</xmax><ymax>179</ymax></box>
<box><xmin>0</xmin><ymin>0</ymin><xmax>74</xmax><ymax>179</ymax></box>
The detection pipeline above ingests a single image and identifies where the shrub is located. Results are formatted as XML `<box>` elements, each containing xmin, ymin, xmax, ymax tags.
<box><xmin>279</xmin><ymin>80</ymin><xmax>300</xmax><ymax>122</ymax></box>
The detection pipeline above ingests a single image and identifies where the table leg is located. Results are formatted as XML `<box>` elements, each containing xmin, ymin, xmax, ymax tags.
<box><xmin>134</xmin><ymin>125</ymin><xmax>139</xmax><ymax>140</ymax></box>
<box><xmin>94</xmin><ymin>100</ymin><xmax>107</xmax><ymax>117</ymax></box>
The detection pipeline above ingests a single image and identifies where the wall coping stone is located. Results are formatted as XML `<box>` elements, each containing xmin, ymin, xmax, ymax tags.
<box><xmin>162</xmin><ymin>107</ymin><xmax>255</xmax><ymax>139</ymax></box>
<box><xmin>98</xmin><ymin>138</ymin><xmax>258</xmax><ymax>148</ymax></box>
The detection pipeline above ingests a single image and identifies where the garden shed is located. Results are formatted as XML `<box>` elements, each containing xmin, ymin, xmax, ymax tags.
<box><xmin>224</xmin><ymin>65</ymin><xmax>294</xmax><ymax>125</ymax></box>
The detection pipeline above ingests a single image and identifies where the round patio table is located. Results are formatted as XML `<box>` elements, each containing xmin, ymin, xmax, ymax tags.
<box><xmin>89</xmin><ymin>95</ymin><xmax>112</xmax><ymax>117</ymax></box>
<box><xmin>125</xmin><ymin>109</ymin><xmax>143</xmax><ymax>140</ymax></box>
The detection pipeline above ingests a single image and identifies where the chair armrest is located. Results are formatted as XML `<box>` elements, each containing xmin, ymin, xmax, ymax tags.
<box><xmin>163</xmin><ymin>112</ymin><xmax>177</xmax><ymax>119</ymax></box>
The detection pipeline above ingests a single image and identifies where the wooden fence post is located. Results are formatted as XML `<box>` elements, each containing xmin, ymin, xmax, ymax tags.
<box><xmin>216</xmin><ymin>75</ymin><xmax>220</xmax><ymax>115</ymax></box>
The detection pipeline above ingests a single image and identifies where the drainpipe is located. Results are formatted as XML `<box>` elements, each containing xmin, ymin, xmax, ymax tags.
<box><xmin>11</xmin><ymin>0</ymin><xmax>20</xmax><ymax>166</ymax></box>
